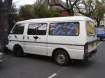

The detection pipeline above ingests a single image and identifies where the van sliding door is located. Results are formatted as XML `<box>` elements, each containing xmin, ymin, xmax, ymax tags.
<box><xmin>24</xmin><ymin>23</ymin><xmax>48</xmax><ymax>55</ymax></box>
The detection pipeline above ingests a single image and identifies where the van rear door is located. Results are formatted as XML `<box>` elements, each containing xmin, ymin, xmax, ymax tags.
<box><xmin>86</xmin><ymin>21</ymin><xmax>97</xmax><ymax>52</ymax></box>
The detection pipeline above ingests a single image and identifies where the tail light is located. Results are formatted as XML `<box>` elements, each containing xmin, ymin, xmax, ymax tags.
<box><xmin>84</xmin><ymin>43</ymin><xmax>88</xmax><ymax>53</ymax></box>
<box><xmin>84</xmin><ymin>43</ymin><xmax>89</xmax><ymax>59</ymax></box>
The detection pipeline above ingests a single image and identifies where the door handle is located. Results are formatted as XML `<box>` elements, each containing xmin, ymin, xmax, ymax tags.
<box><xmin>14</xmin><ymin>35</ymin><xmax>17</xmax><ymax>38</ymax></box>
<box><xmin>33</xmin><ymin>36</ymin><xmax>39</xmax><ymax>40</ymax></box>
<box><xmin>27</xmin><ymin>36</ymin><xmax>29</xmax><ymax>39</ymax></box>
<box><xmin>23</xmin><ymin>36</ymin><xmax>25</xmax><ymax>39</ymax></box>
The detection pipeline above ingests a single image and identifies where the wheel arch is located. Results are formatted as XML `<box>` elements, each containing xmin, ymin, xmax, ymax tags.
<box><xmin>52</xmin><ymin>48</ymin><xmax>70</xmax><ymax>59</ymax></box>
<box><xmin>13</xmin><ymin>44</ymin><xmax>23</xmax><ymax>51</ymax></box>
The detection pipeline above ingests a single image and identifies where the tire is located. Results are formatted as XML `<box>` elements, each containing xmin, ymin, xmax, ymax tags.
<box><xmin>13</xmin><ymin>45</ymin><xmax>24</xmax><ymax>57</ymax></box>
<box><xmin>100</xmin><ymin>38</ymin><xmax>103</xmax><ymax>41</ymax></box>
<box><xmin>53</xmin><ymin>50</ymin><xmax>70</xmax><ymax>66</ymax></box>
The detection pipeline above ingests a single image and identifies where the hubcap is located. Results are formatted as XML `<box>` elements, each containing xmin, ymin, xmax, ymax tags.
<box><xmin>56</xmin><ymin>54</ymin><xmax>66</xmax><ymax>64</ymax></box>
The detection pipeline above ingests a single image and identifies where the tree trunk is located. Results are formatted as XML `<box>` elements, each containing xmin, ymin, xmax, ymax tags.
<box><xmin>97</xmin><ymin>21</ymin><xmax>100</xmax><ymax>27</ymax></box>
<box><xmin>0</xmin><ymin>0</ymin><xmax>12</xmax><ymax>51</ymax></box>
<box><xmin>0</xmin><ymin>14</ymin><xmax>9</xmax><ymax>48</ymax></box>
<box><xmin>96</xmin><ymin>18</ymin><xmax>101</xmax><ymax>27</ymax></box>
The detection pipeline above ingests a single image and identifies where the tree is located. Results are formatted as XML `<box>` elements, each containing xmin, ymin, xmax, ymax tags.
<box><xmin>33</xmin><ymin>3</ymin><xmax>60</xmax><ymax>18</ymax></box>
<box><xmin>33</xmin><ymin>4</ymin><xmax>49</xmax><ymax>18</ymax></box>
<box><xmin>60</xmin><ymin>0</ymin><xmax>80</xmax><ymax>16</ymax></box>
<box><xmin>16</xmin><ymin>1</ymin><xmax>60</xmax><ymax>20</ymax></box>
<box><xmin>8</xmin><ymin>5</ymin><xmax>17</xmax><ymax>32</ymax></box>
<box><xmin>75</xmin><ymin>0</ymin><xmax>105</xmax><ymax>26</ymax></box>
<box><xmin>93</xmin><ymin>1</ymin><xmax>105</xmax><ymax>26</ymax></box>
<box><xmin>48</xmin><ymin>9</ymin><xmax>60</xmax><ymax>17</ymax></box>
<box><xmin>75</xmin><ymin>0</ymin><xmax>96</xmax><ymax>17</ymax></box>
<box><xmin>33</xmin><ymin>0</ymin><xmax>60</xmax><ymax>18</ymax></box>
<box><xmin>0</xmin><ymin>0</ymin><xmax>12</xmax><ymax>50</ymax></box>
<box><xmin>19</xmin><ymin>5</ymin><xmax>34</xmax><ymax>20</ymax></box>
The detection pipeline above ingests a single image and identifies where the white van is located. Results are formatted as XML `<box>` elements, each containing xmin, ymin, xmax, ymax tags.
<box><xmin>7</xmin><ymin>16</ymin><xmax>98</xmax><ymax>65</ymax></box>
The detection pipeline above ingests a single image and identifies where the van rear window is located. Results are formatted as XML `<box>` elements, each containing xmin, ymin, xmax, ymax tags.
<box><xmin>86</xmin><ymin>21</ymin><xmax>95</xmax><ymax>36</ymax></box>
<box><xmin>49</xmin><ymin>22</ymin><xmax>79</xmax><ymax>36</ymax></box>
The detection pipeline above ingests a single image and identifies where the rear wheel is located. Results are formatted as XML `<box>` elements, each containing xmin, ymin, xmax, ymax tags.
<box><xmin>100</xmin><ymin>38</ymin><xmax>103</xmax><ymax>41</ymax></box>
<box><xmin>13</xmin><ymin>45</ymin><xmax>24</xmax><ymax>57</ymax></box>
<box><xmin>53</xmin><ymin>50</ymin><xmax>70</xmax><ymax>66</ymax></box>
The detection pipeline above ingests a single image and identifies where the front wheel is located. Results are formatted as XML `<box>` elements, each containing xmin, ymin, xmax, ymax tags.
<box><xmin>13</xmin><ymin>46</ymin><xmax>24</xmax><ymax>57</ymax></box>
<box><xmin>53</xmin><ymin>50</ymin><xmax>70</xmax><ymax>66</ymax></box>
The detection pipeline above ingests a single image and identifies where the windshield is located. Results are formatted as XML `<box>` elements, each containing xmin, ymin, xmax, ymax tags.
<box><xmin>10</xmin><ymin>24</ymin><xmax>25</xmax><ymax>34</ymax></box>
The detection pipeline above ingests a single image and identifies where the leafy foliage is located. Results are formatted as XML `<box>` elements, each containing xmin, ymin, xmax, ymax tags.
<box><xmin>16</xmin><ymin>0</ymin><xmax>105</xmax><ymax>26</ymax></box>
<box><xmin>61</xmin><ymin>0</ymin><xmax>80</xmax><ymax>16</ymax></box>
<box><xmin>76</xmin><ymin>0</ymin><xmax>105</xmax><ymax>26</ymax></box>
<box><xmin>93</xmin><ymin>0</ymin><xmax>105</xmax><ymax>26</ymax></box>
<box><xmin>17</xmin><ymin>2</ymin><xmax>60</xmax><ymax>21</ymax></box>
<box><xmin>19</xmin><ymin>5</ymin><xmax>34</xmax><ymax>20</ymax></box>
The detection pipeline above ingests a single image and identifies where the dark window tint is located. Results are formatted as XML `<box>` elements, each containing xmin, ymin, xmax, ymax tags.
<box><xmin>28</xmin><ymin>23</ymin><xmax>47</xmax><ymax>35</ymax></box>
<box><xmin>11</xmin><ymin>24</ymin><xmax>24</xmax><ymax>34</ymax></box>
<box><xmin>28</xmin><ymin>24</ymin><xmax>37</xmax><ymax>35</ymax></box>
<box><xmin>36</xmin><ymin>24</ymin><xmax>47</xmax><ymax>35</ymax></box>
<box><xmin>49</xmin><ymin>22</ymin><xmax>79</xmax><ymax>36</ymax></box>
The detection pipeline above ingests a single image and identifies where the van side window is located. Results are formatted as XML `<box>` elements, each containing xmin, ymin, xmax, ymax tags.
<box><xmin>49</xmin><ymin>22</ymin><xmax>79</xmax><ymax>36</ymax></box>
<box><xmin>11</xmin><ymin>24</ymin><xmax>24</xmax><ymax>34</ymax></box>
<box><xmin>36</xmin><ymin>23</ymin><xmax>47</xmax><ymax>35</ymax></box>
<box><xmin>28</xmin><ymin>23</ymin><xmax>47</xmax><ymax>35</ymax></box>
<box><xmin>28</xmin><ymin>24</ymin><xmax>37</xmax><ymax>35</ymax></box>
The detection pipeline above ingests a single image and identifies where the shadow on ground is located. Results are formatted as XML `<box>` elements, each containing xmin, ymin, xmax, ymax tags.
<box><xmin>3</xmin><ymin>49</ymin><xmax>95</xmax><ymax>69</ymax></box>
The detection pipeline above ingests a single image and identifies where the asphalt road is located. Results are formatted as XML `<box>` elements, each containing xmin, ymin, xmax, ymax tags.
<box><xmin>0</xmin><ymin>41</ymin><xmax>105</xmax><ymax>78</ymax></box>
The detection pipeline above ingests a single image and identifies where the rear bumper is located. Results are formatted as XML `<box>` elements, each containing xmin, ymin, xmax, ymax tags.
<box><xmin>84</xmin><ymin>49</ymin><xmax>97</xmax><ymax>60</ymax></box>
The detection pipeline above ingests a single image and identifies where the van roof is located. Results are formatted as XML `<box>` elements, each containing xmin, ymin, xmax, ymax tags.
<box><xmin>17</xmin><ymin>16</ymin><xmax>94</xmax><ymax>24</ymax></box>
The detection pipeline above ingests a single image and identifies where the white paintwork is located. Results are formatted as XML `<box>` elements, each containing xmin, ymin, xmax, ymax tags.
<box><xmin>7</xmin><ymin>16</ymin><xmax>97</xmax><ymax>60</ymax></box>
<box><xmin>16</xmin><ymin>16</ymin><xmax>94</xmax><ymax>24</ymax></box>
